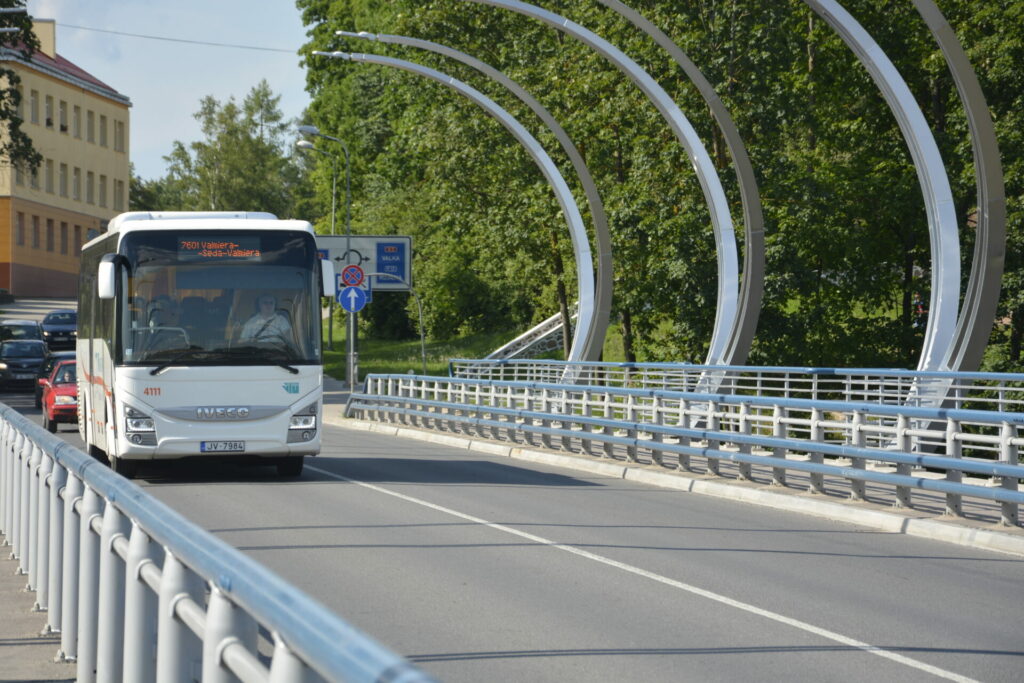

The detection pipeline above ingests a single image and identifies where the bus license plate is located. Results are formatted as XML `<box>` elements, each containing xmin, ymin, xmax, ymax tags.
<box><xmin>201</xmin><ymin>441</ymin><xmax>245</xmax><ymax>453</ymax></box>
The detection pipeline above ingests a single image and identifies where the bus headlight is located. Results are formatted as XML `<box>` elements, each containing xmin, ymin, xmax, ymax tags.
<box><xmin>289</xmin><ymin>415</ymin><xmax>316</xmax><ymax>429</ymax></box>
<box><xmin>126</xmin><ymin>406</ymin><xmax>154</xmax><ymax>432</ymax></box>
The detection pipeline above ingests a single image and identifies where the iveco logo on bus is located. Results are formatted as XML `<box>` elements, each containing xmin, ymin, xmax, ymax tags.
<box><xmin>195</xmin><ymin>407</ymin><xmax>251</xmax><ymax>420</ymax></box>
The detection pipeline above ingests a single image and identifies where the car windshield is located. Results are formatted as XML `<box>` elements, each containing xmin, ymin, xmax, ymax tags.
<box><xmin>2</xmin><ymin>342</ymin><xmax>44</xmax><ymax>358</ymax></box>
<box><xmin>119</xmin><ymin>230</ymin><xmax>321</xmax><ymax>367</ymax></box>
<box><xmin>1</xmin><ymin>324</ymin><xmax>41</xmax><ymax>340</ymax></box>
<box><xmin>53</xmin><ymin>364</ymin><xmax>77</xmax><ymax>384</ymax></box>
<box><xmin>44</xmin><ymin>312</ymin><xmax>76</xmax><ymax>325</ymax></box>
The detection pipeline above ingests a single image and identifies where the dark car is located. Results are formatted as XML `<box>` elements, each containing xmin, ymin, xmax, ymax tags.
<box><xmin>0</xmin><ymin>340</ymin><xmax>48</xmax><ymax>390</ymax></box>
<box><xmin>39</xmin><ymin>309</ymin><xmax>77</xmax><ymax>350</ymax></box>
<box><xmin>35</xmin><ymin>349</ymin><xmax>76</xmax><ymax>408</ymax></box>
<box><xmin>0</xmin><ymin>319</ymin><xmax>43</xmax><ymax>343</ymax></box>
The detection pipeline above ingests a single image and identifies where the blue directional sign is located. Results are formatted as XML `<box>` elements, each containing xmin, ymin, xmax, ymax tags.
<box><xmin>338</xmin><ymin>285</ymin><xmax>367</xmax><ymax>312</ymax></box>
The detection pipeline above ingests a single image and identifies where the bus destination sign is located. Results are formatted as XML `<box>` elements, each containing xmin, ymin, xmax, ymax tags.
<box><xmin>178</xmin><ymin>237</ymin><xmax>261</xmax><ymax>261</ymax></box>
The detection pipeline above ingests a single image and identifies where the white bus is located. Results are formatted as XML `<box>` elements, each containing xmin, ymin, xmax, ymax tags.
<box><xmin>78</xmin><ymin>211</ymin><xmax>335</xmax><ymax>478</ymax></box>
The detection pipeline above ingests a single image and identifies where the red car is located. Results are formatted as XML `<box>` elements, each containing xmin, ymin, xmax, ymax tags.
<box><xmin>41</xmin><ymin>360</ymin><xmax>77</xmax><ymax>433</ymax></box>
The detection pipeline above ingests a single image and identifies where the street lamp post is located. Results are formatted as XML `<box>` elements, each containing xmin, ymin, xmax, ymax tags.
<box><xmin>297</xmin><ymin>125</ymin><xmax>357</xmax><ymax>387</ymax></box>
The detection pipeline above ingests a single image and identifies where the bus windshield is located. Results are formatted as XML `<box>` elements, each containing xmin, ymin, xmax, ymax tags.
<box><xmin>119</xmin><ymin>230</ymin><xmax>321</xmax><ymax>367</ymax></box>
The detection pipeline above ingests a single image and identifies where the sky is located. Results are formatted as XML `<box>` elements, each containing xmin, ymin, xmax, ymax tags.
<box><xmin>27</xmin><ymin>0</ymin><xmax>313</xmax><ymax>180</ymax></box>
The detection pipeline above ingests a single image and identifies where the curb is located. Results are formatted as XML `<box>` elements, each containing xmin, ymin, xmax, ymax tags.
<box><xmin>323</xmin><ymin>414</ymin><xmax>1024</xmax><ymax>558</ymax></box>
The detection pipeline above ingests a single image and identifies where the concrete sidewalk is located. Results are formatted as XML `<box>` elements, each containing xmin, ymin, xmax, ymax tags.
<box><xmin>0</xmin><ymin>534</ymin><xmax>73</xmax><ymax>682</ymax></box>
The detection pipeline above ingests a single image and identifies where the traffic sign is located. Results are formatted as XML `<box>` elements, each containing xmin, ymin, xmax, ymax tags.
<box><xmin>338</xmin><ymin>286</ymin><xmax>367</xmax><ymax>312</ymax></box>
<box><xmin>341</xmin><ymin>264</ymin><xmax>365</xmax><ymax>287</ymax></box>
<box><xmin>314</xmin><ymin>235</ymin><xmax>413</xmax><ymax>291</ymax></box>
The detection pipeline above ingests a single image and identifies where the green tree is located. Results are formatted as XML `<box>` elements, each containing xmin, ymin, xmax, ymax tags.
<box><xmin>0</xmin><ymin>1</ymin><xmax>41</xmax><ymax>171</ymax></box>
<box><xmin>159</xmin><ymin>80</ymin><xmax>305</xmax><ymax>217</ymax></box>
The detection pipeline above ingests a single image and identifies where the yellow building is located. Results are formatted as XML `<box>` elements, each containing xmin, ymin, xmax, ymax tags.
<box><xmin>0</xmin><ymin>19</ymin><xmax>130</xmax><ymax>296</ymax></box>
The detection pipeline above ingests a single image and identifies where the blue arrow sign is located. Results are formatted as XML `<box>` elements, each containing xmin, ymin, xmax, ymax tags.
<box><xmin>338</xmin><ymin>286</ymin><xmax>367</xmax><ymax>312</ymax></box>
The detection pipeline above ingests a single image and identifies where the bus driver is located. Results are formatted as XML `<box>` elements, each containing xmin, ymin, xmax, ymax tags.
<box><xmin>240</xmin><ymin>294</ymin><xmax>291</xmax><ymax>343</ymax></box>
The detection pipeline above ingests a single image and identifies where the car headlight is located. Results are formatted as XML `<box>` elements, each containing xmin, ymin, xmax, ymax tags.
<box><xmin>125</xmin><ymin>406</ymin><xmax>154</xmax><ymax>432</ymax></box>
<box><xmin>42</xmin><ymin>331</ymin><xmax>51</xmax><ymax>337</ymax></box>
<box><xmin>0</xmin><ymin>363</ymin><xmax>7</xmax><ymax>370</ymax></box>
<box><xmin>54</xmin><ymin>395</ymin><xmax>76</xmax><ymax>405</ymax></box>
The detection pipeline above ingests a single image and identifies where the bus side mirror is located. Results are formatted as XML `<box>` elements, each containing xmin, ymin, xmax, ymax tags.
<box><xmin>320</xmin><ymin>259</ymin><xmax>335</xmax><ymax>298</ymax></box>
<box><xmin>97</xmin><ymin>254</ymin><xmax>118</xmax><ymax>299</ymax></box>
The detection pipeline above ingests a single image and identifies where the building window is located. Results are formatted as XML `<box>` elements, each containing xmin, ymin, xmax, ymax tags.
<box><xmin>86</xmin><ymin>171</ymin><xmax>94</xmax><ymax>204</ymax></box>
<box><xmin>45</xmin><ymin>159</ymin><xmax>54</xmax><ymax>193</ymax></box>
<box><xmin>15</xmin><ymin>86</ymin><xmax>23</xmax><ymax>120</ymax></box>
<box><xmin>14</xmin><ymin>166</ymin><xmax>24</xmax><ymax>186</ymax></box>
<box><xmin>86</xmin><ymin>110</ymin><xmax>95</xmax><ymax>143</ymax></box>
<box><xmin>60</xmin><ymin>222</ymin><xmax>68</xmax><ymax>255</ymax></box>
<box><xmin>72</xmin><ymin>167</ymin><xmax>81</xmax><ymax>200</ymax></box>
<box><xmin>98</xmin><ymin>174</ymin><xmax>108</xmax><ymax>207</ymax></box>
<box><xmin>99</xmin><ymin>115</ymin><xmax>108</xmax><ymax>147</ymax></box>
<box><xmin>44</xmin><ymin>95</ymin><xmax>53</xmax><ymax>128</ymax></box>
<box><xmin>15</xmin><ymin>213</ymin><xmax>24</xmax><ymax>246</ymax></box>
<box><xmin>59</xmin><ymin>163</ymin><xmax>68</xmax><ymax>197</ymax></box>
<box><xmin>31</xmin><ymin>216</ymin><xmax>39</xmax><ymax>249</ymax></box>
<box><xmin>46</xmin><ymin>219</ymin><xmax>54</xmax><ymax>252</ymax></box>
<box><xmin>113</xmin><ymin>179</ymin><xmax>125</xmax><ymax>210</ymax></box>
<box><xmin>30</xmin><ymin>166</ymin><xmax>38</xmax><ymax>189</ymax></box>
<box><xmin>72</xmin><ymin>105</ymin><xmax>81</xmax><ymax>138</ymax></box>
<box><xmin>59</xmin><ymin>100</ymin><xmax>68</xmax><ymax>132</ymax></box>
<box><xmin>114</xmin><ymin>120</ymin><xmax>125</xmax><ymax>152</ymax></box>
<box><xmin>74</xmin><ymin>225</ymin><xmax>81</xmax><ymax>252</ymax></box>
<box><xmin>29</xmin><ymin>90</ymin><xmax>38</xmax><ymax>124</ymax></box>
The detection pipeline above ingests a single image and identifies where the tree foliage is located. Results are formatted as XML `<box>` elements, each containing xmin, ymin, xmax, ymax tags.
<box><xmin>276</xmin><ymin>2</ymin><xmax>1023</xmax><ymax>369</ymax></box>
<box><xmin>133</xmin><ymin>81</ymin><xmax>308</xmax><ymax>218</ymax></box>
<box><xmin>0</xmin><ymin>0</ymin><xmax>41</xmax><ymax>170</ymax></box>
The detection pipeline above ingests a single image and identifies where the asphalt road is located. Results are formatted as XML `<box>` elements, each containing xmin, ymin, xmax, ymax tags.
<box><xmin>8</xmin><ymin>389</ymin><xmax>1022</xmax><ymax>683</ymax></box>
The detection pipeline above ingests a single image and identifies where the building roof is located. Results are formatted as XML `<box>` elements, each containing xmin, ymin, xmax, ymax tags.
<box><xmin>0</xmin><ymin>44</ymin><xmax>131</xmax><ymax>106</ymax></box>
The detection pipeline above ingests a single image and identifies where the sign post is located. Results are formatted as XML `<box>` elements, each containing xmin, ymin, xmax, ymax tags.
<box><xmin>315</xmin><ymin>235</ymin><xmax>413</xmax><ymax>388</ymax></box>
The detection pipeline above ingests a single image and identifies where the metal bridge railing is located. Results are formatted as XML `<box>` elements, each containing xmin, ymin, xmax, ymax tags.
<box><xmin>449</xmin><ymin>359</ymin><xmax>1024</xmax><ymax>411</ymax></box>
<box><xmin>350</xmin><ymin>375</ymin><xmax>1024</xmax><ymax>527</ymax></box>
<box><xmin>0</xmin><ymin>403</ymin><xmax>434</xmax><ymax>683</ymax></box>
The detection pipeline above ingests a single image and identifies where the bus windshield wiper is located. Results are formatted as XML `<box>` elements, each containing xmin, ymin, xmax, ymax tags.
<box><xmin>277</xmin><ymin>363</ymin><xmax>299</xmax><ymax>374</ymax></box>
<box><xmin>149</xmin><ymin>348</ymin><xmax>200</xmax><ymax>375</ymax></box>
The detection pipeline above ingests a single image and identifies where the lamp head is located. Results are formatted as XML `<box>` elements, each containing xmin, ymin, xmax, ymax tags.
<box><xmin>297</xmin><ymin>124</ymin><xmax>320</xmax><ymax>137</ymax></box>
<box><xmin>296</xmin><ymin>140</ymin><xmax>316</xmax><ymax>151</ymax></box>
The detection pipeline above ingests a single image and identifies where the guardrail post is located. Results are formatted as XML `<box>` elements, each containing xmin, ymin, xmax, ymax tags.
<box><xmin>27</xmin><ymin>443</ymin><xmax>42</xmax><ymax>589</ymax></box>
<box><xmin>77</xmin><ymin>487</ymin><xmax>103</xmax><ymax>683</ymax></box>
<box><xmin>157</xmin><ymin>552</ymin><xmax>204</xmax><ymax>683</ymax></box>
<box><xmin>1</xmin><ymin>422</ymin><xmax>10</xmax><ymax>544</ymax></box>
<box><xmin>706</xmin><ymin>403</ymin><xmax>720</xmax><ymax>477</ymax></box>
<box><xmin>809</xmin><ymin>408</ymin><xmax>825</xmax><ymax>494</ymax></box>
<box><xmin>944</xmin><ymin>418</ymin><xmax>963</xmax><ymax>517</ymax></box>
<box><xmin>650</xmin><ymin>395</ymin><xmax>664</xmax><ymax>467</ymax></box>
<box><xmin>269</xmin><ymin>633</ymin><xmax>317</xmax><ymax>683</ymax></box>
<box><xmin>771</xmin><ymin>405</ymin><xmax>786</xmax><ymax>487</ymax></box>
<box><xmin>999</xmin><ymin>422</ymin><xmax>1019</xmax><ymax>526</ymax></box>
<box><xmin>737</xmin><ymin>403</ymin><xmax>752</xmax><ymax>480</ymax></box>
<box><xmin>581</xmin><ymin>390</ymin><xmax>593</xmax><ymax>455</ymax></box>
<box><xmin>203</xmin><ymin>585</ymin><xmax>258</xmax><ymax>683</ymax></box>
<box><xmin>849</xmin><ymin>411</ymin><xmax>866</xmax><ymax>501</ymax></box>
<box><xmin>678</xmin><ymin>400</ymin><xmax>691</xmax><ymax>471</ymax></box>
<box><xmin>34</xmin><ymin>451</ymin><xmax>53</xmax><ymax>611</ymax></box>
<box><xmin>895</xmin><ymin>414</ymin><xmax>912</xmax><ymax>508</ymax></box>
<box><xmin>46</xmin><ymin>463</ymin><xmax>67</xmax><ymax>634</ymax></box>
<box><xmin>602</xmin><ymin>391</ymin><xmax>615</xmax><ymax>459</ymax></box>
<box><xmin>97</xmin><ymin>502</ymin><xmax>130</xmax><ymax>682</ymax></box>
<box><xmin>123</xmin><ymin>523</ymin><xmax>159</xmax><ymax>682</ymax></box>
<box><xmin>14</xmin><ymin>436</ymin><xmax>27</xmax><ymax>569</ymax></box>
<box><xmin>541</xmin><ymin>388</ymin><xmax>553</xmax><ymax>450</ymax></box>
<box><xmin>57</xmin><ymin>474</ymin><xmax>83</xmax><ymax>662</ymax></box>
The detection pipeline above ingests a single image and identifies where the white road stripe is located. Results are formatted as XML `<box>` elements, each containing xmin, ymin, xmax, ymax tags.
<box><xmin>307</xmin><ymin>465</ymin><xmax>977</xmax><ymax>681</ymax></box>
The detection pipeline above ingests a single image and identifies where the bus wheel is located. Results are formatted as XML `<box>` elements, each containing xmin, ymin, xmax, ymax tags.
<box><xmin>111</xmin><ymin>456</ymin><xmax>138</xmax><ymax>479</ymax></box>
<box><xmin>276</xmin><ymin>457</ymin><xmax>303</xmax><ymax>477</ymax></box>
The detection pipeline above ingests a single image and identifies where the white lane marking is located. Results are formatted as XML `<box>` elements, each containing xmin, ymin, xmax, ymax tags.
<box><xmin>307</xmin><ymin>465</ymin><xmax>977</xmax><ymax>682</ymax></box>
